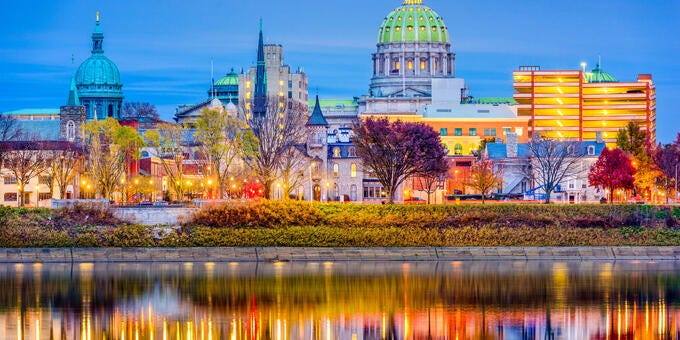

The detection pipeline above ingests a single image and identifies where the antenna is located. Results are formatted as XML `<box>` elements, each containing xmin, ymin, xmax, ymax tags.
<box><xmin>211</xmin><ymin>58</ymin><xmax>215</xmax><ymax>99</ymax></box>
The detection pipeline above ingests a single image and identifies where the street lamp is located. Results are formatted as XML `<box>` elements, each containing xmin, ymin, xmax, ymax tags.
<box><xmin>35</xmin><ymin>184</ymin><xmax>40</xmax><ymax>208</ymax></box>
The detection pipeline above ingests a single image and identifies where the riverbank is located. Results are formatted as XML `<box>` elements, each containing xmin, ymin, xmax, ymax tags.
<box><xmin>2</xmin><ymin>247</ymin><xmax>680</xmax><ymax>263</ymax></box>
<box><xmin>2</xmin><ymin>203</ymin><xmax>680</xmax><ymax>248</ymax></box>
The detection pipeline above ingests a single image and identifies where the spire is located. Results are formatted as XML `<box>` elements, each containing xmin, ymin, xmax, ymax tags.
<box><xmin>307</xmin><ymin>95</ymin><xmax>328</xmax><ymax>126</ymax></box>
<box><xmin>67</xmin><ymin>74</ymin><xmax>80</xmax><ymax>106</ymax></box>
<box><xmin>252</xmin><ymin>18</ymin><xmax>267</xmax><ymax>119</ymax></box>
<box><xmin>91</xmin><ymin>11</ymin><xmax>104</xmax><ymax>54</ymax></box>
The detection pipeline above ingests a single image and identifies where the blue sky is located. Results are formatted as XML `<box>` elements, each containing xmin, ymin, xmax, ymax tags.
<box><xmin>1</xmin><ymin>0</ymin><xmax>678</xmax><ymax>142</ymax></box>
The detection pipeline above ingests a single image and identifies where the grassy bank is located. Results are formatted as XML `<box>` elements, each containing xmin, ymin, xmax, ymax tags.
<box><xmin>0</xmin><ymin>202</ymin><xmax>679</xmax><ymax>247</ymax></box>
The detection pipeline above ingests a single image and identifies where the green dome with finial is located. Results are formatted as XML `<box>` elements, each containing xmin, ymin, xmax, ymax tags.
<box><xmin>75</xmin><ymin>12</ymin><xmax>123</xmax><ymax>96</ymax></box>
<box><xmin>586</xmin><ymin>64</ymin><xmax>617</xmax><ymax>83</ymax></box>
<box><xmin>214</xmin><ymin>70</ymin><xmax>239</xmax><ymax>86</ymax></box>
<box><xmin>377</xmin><ymin>0</ymin><xmax>449</xmax><ymax>44</ymax></box>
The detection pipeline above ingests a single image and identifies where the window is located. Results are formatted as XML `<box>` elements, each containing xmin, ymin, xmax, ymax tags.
<box><xmin>420</xmin><ymin>59</ymin><xmax>426</xmax><ymax>70</ymax></box>
<box><xmin>350</xmin><ymin>185</ymin><xmax>357</xmax><ymax>201</ymax></box>
<box><xmin>333</xmin><ymin>147</ymin><xmax>340</xmax><ymax>158</ymax></box>
<box><xmin>491</xmin><ymin>128</ymin><xmax>497</xmax><ymax>136</ymax></box>
<box><xmin>333</xmin><ymin>183</ymin><xmax>339</xmax><ymax>200</ymax></box>
<box><xmin>503</xmin><ymin>127</ymin><xmax>512</xmax><ymax>135</ymax></box>
<box><xmin>439</xmin><ymin>128</ymin><xmax>448</xmax><ymax>136</ymax></box>
<box><xmin>333</xmin><ymin>163</ymin><xmax>339</xmax><ymax>177</ymax></box>
<box><xmin>66</xmin><ymin>120</ymin><xmax>76</xmax><ymax>141</ymax></box>
<box><xmin>407</xmin><ymin>59</ymin><xmax>413</xmax><ymax>70</ymax></box>
<box><xmin>469</xmin><ymin>128</ymin><xmax>477</xmax><ymax>136</ymax></box>
<box><xmin>348</xmin><ymin>147</ymin><xmax>357</xmax><ymax>157</ymax></box>
<box><xmin>454</xmin><ymin>143</ymin><xmax>463</xmax><ymax>155</ymax></box>
<box><xmin>587</xmin><ymin>145</ymin><xmax>595</xmax><ymax>156</ymax></box>
<box><xmin>454</xmin><ymin>128</ymin><xmax>463</xmax><ymax>136</ymax></box>
<box><xmin>39</xmin><ymin>193</ymin><xmax>52</xmax><ymax>201</ymax></box>
<box><xmin>363</xmin><ymin>185</ymin><xmax>387</xmax><ymax>199</ymax></box>
<box><xmin>515</xmin><ymin>127</ymin><xmax>523</xmax><ymax>136</ymax></box>
<box><xmin>351</xmin><ymin>163</ymin><xmax>357</xmax><ymax>178</ymax></box>
<box><xmin>4</xmin><ymin>176</ymin><xmax>17</xmax><ymax>185</ymax></box>
<box><xmin>567</xmin><ymin>145</ymin><xmax>575</xmax><ymax>155</ymax></box>
<box><xmin>4</xmin><ymin>193</ymin><xmax>17</xmax><ymax>202</ymax></box>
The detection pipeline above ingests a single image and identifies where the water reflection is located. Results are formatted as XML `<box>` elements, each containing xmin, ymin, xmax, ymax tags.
<box><xmin>0</xmin><ymin>261</ymin><xmax>679</xmax><ymax>339</ymax></box>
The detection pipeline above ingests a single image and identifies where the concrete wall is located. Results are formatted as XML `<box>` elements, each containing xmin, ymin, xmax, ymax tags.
<box><xmin>113</xmin><ymin>207</ymin><xmax>197</xmax><ymax>226</ymax></box>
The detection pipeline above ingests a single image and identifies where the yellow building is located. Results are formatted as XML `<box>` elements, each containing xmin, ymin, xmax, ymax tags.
<box><xmin>513</xmin><ymin>64</ymin><xmax>656</xmax><ymax>144</ymax></box>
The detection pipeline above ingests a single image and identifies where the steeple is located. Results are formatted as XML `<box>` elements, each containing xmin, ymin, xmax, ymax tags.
<box><xmin>91</xmin><ymin>11</ymin><xmax>104</xmax><ymax>54</ymax></box>
<box><xmin>67</xmin><ymin>74</ymin><xmax>80</xmax><ymax>106</ymax></box>
<box><xmin>252</xmin><ymin>18</ymin><xmax>267</xmax><ymax>119</ymax></box>
<box><xmin>307</xmin><ymin>95</ymin><xmax>328</xmax><ymax>126</ymax></box>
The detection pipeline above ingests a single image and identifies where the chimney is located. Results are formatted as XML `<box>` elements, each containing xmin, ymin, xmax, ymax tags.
<box><xmin>507</xmin><ymin>132</ymin><xmax>518</xmax><ymax>158</ymax></box>
<box><xmin>596</xmin><ymin>131</ymin><xmax>604</xmax><ymax>144</ymax></box>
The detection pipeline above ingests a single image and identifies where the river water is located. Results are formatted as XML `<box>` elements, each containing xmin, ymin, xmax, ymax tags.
<box><xmin>0</xmin><ymin>260</ymin><xmax>679</xmax><ymax>339</ymax></box>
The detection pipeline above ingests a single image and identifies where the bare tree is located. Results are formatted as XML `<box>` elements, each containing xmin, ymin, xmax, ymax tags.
<box><xmin>279</xmin><ymin>145</ymin><xmax>308</xmax><ymax>199</ymax></box>
<box><xmin>144</xmin><ymin>122</ymin><xmax>190</xmax><ymax>201</ymax></box>
<box><xmin>46</xmin><ymin>143</ymin><xmax>83</xmax><ymax>199</ymax></box>
<box><xmin>464</xmin><ymin>158</ymin><xmax>503</xmax><ymax>204</ymax></box>
<box><xmin>242</xmin><ymin>96</ymin><xmax>308</xmax><ymax>199</ymax></box>
<box><xmin>0</xmin><ymin>140</ymin><xmax>49</xmax><ymax>207</ymax></box>
<box><xmin>84</xmin><ymin>118</ymin><xmax>141</xmax><ymax>201</ymax></box>
<box><xmin>122</xmin><ymin>102</ymin><xmax>160</xmax><ymax>122</ymax></box>
<box><xmin>528</xmin><ymin>137</ymin><xmax>584</xmax><ymax>204</ymax></box>
<box><xmin>193</xmin><ymin>107</ymin><xmax>255</xmax><ymax>199</ymax></box>
<box><xmin>416</xmin><ymin>157</ymin><xmax>450</xmax><ymax>204</ymax></box>
<box><xmin>0</xmin><ymin>114</ymin><xmax>22</xmax><ymax>168</ymax></box>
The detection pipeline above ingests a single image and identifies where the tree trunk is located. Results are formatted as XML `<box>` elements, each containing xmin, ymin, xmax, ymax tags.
<box><xmin>18</xmin><ymin>188</ymin><xmax>24</xmax><ymax>207</ymax></box>
<box><xmin>544</xmin><ymin>189</ymin><xmax>552</xmax><ymax>204</ymax></box>
<box><xmin>387</xmin><ymin>185</ymin><xmax>396</xmax><ymax>204</ymax></box>
<box><xmin>263</xmin><ymin>179</ymin><xmax>274</xmax><ymax>200</ymax></box>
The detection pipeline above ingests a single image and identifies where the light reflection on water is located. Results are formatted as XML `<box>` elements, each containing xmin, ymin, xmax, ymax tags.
<box><xmin>0</xmin><ymin>261</ymin><xmax>678</xmax><ymax>339</ymax></box>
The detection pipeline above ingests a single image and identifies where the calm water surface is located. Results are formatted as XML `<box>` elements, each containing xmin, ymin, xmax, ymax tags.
<box><xmin>0</xmin><ymin>261</ymin><xmax>679</xmax><ymax>339</ymax></box>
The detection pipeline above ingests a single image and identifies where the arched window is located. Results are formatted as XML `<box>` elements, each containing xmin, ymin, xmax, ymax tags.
<box><xmin>66</xmin><ymin>120</ymin><xmax>76</xmax><ymax>141</ymax></box>
<box><xmin>333</xmin><ymin>163</ymin><xmax>339</xmax><ymax>177</ymax></box>
<box><xmin>420</xmin><ymin>58</ymin><xmax>427</xmax><ymax>70</ymax></box>
<box><xmin>454</xmin><ymin>143</ymin><xmax>463</xmax><ymax>155</ymax></box>
<box><xmin>333</xmin><ymin>147</ymin><xmax>340</xmax><ymax>158</ymax></box>
<box><xmin>350</xmin><ymin>163</ymin><xmax>357</xmax><ymax>178</ymax></box>
<box><xmin>350</xmin><ymin>185</ymin><xmax>357</xmax><ymax>201</ymax></box>
<box><xmin>587</xmin><ymin>145</ymin><xmax>595</xmax><ymax>156</ymax></box>
<box><xmin>333</xmin><ymin>183</ymin><xmax>338</xmax><ymax>200</ymax></box>
<box><xmin>567</xmin><ymin>145</ymin><xmax>575</xmax><ymax>155</ymax></box>
<box><xmin>348</xmin><ymin>147</ymin><xmax>357</xmax><ymax>157</ymax></box>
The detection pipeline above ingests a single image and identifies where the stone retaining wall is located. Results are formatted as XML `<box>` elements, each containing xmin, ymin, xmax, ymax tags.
<box><xmin>0</xmin><ymin>247</ymin><xmax>678</xmax><ymax>263</ymax></box>
<box><xmin>112</xmin><ymin>207</ymin><xmax>198</xmax><ymax>226</ymax></box>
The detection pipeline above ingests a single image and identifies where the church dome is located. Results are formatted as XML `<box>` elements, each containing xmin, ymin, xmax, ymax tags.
<box><xmin>76</xmin><ymin>54</ymin><xmax>121</xmax><ymax>87</ymax></box>
<box><xmin>75</xmin><ymin>13</ymin><xmax>123</xmax><ymax>96</ymax></box>
<box><xmin>377</xmin><ymin>0</ymin><xmax>449</xmax><ymax>44</ymax></box>
<box><xmin>214</xmin><ymin>70</ymin><xmax>239</xmax><ymax>86</ymax></box>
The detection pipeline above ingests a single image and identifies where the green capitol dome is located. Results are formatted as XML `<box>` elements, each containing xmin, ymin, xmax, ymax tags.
<box><xmin>210</xmin><ymin>69</ymin><xmax>239</xmax><ymax>105</ymax></box>
<box><xmin>75</xmin><ymin>12</ymin><xmax>123</xmax><ymax>120</ymax></box>
<box><xmin>378</xmin><ymin>0</ymin><xmax>449</xmax><ymax>44</ymax></box>
<box><xmin>586</xmin><ymin>64</ymin><xmax>618</xmax><ymax>83</ymax></box>
<box><xmin>214</xmin><ymin>71</ymin><xmax>239</xmax><ymax>86</ymax></box>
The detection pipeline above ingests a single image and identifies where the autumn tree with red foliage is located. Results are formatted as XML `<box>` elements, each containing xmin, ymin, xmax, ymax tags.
<box><xmin>588</xmin><ymin>148</ymin><xmax>636</xmax><ymax>203</ymax></box>
<box><xmin>352</xmin><ymin>118</ymin><xmax>448</xmax><ymax>204</ymax></box>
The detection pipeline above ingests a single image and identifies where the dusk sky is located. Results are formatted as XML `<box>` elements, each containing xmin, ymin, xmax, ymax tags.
<box><xmin>1</xmin><ymin>0</ymin><xmax>678</xmax><ymax>142</ymax></box>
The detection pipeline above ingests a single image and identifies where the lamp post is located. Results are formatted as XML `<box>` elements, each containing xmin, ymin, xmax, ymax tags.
<box><xmin>35</xmin><ymin>184</ymin><xmax>40</xmax><ymax>208</ymax></box>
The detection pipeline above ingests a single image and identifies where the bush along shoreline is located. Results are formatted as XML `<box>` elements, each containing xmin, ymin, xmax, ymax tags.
<box><xmin>0</xmin><ymin>202</ymin><xmax>679</xmax><ymax>248</ymax></box>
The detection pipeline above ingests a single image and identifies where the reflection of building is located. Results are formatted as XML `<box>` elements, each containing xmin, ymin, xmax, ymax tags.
<box><xmin>513</xmin><ymin>64</ymin><xmax>656</xmax><ymax>144</ymax></box>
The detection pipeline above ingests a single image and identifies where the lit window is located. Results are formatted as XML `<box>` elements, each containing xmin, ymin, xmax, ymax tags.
<box><xmin>333</xmin><ymin>147</ymin><xmax>340</xmax><ymax>157</ymax></box>
<box><xmin>395</xmin><ymin>60</ymin><xmax>400</xmax><ymax>70</ymax></box>
<box><xmin>454</xmin><ymin>144</ymin><xmax>463</xmax><ymax>155</ymax></box>
<box><xmin>407</xmin><ymin>25</ymin><xmax>413</xmax><ymax>31</ymax></box>
<box><xmin>395</xmin><ymin>26</ymin><xmax>401</xmax><ymax>31</ymax></box>
<box><xmin>407</xmin><ymin>60</ymin><xmax>413</xmax><ymax>70</ymax></box>
<box><xmin>420</xmin><ymin>26</ymin><xmax>426</xmax><ymax>31</ymax></box>
<box><xmin>333</xmin><ymin>163</ymin><xmax>339</xmax><ymax>177</ymax></box>
<box><xmin>279</xmin><ymin>80</ymin><xmax>284</xmax><ymax>86</ymax></box>
<box><xmin>246</xmin><ymin>92</ymin><xmax>251</xmax><ymax>99</ymax></box>
<box><xmin>515</xmin><ymin>127</ymin><xmax>523</xmax><ymax>136</ymax></box>
<box><xmin>420</xmin><ymin>59</ymin><xmax>426</xmax><ymax>70</ymax></box>
<box><xmin>246</xmin><ymin>81</ymin><xmax>251</xmax><ymax>89</ymax></box>
<box><xmin>351</xmin><ymin>163</ymin><xmax>357</xmax><ymax>178</ymax></box>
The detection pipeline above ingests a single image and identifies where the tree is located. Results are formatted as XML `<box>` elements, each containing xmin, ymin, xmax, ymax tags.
<box><xmin>616</xmin><ymin>121</ymin><xmax>648</xmax><ymax>159</ymax></box>
<box><xmin>121</xmin><ymin>102</ymin><xmax>159</xmax><ymax>122</ymax></box>
<box><xmin>616</xmin><ymin>121</ymin><xmax>657</xmax><ymax>198</ymax></box>
<box><xmin>46</xmin><ymin>143</ymin><xmax>83</xmax><ymax>199</ymax></box>
<box><xmin>144</xmin><ymin>122</ymin><xmax>190</xmax><ymax>201</ymax></box>
<box><xmin>588</xmin><ymin>148</ymin><xmax>636</xmax><ymax>203</ymax></box>
<box><xmin>85</xmin><ymin>118</ymin><xmax>142</xmax><ymax>201</ymax></box>
<box><xmin>465</xmin><ymin>158</ymin><xmax>502</xmax><ymax>204</ymax></box>
<box><xmin>0</xmin><ymin>114</ymin><xmax>22</xmax><ymax>168</ymax></box>
<box><xmin>528</xmin><ymin>137</ymin><xmax>584</xmax><ymax>204</ymax></box>
<box><xmin>279</xmin><ymin>145</ymin><xmax>308</xmax><ymax>199</ymax></box>
<box><xmin>416</xmin><ymin>156</ymin><xmax>450</xmax><ymax>204</ymax></box>
<box><xmin>653</xmin><ymin>143</ymin><xmax>680</xmax><ymax>204</ymax></box>
<box><xmin>352</xmin><ymin>118</ymin><xmax>448</xmax><ymax>204</ymax></box>
<box><xmin>193</xmin><ymin>108</ymin><xmax>253</xmax><ymax>199</ymax></box>
<box><xmin>243</xmin><ymin>96</ymin><xmax>307</xmax><ymax>199</ymax></box>
<box><xmin>0</xmin><ymin>141</ymin><xmax>49</xmax><ymax>207</ymax></box>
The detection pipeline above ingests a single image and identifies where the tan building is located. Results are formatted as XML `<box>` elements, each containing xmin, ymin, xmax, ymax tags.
<box><xmin>513</xmin><ymin>64</ymin><xmax>656</xmax><ymax>144</ymax></box>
